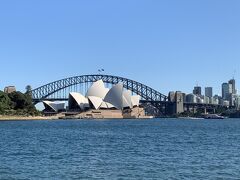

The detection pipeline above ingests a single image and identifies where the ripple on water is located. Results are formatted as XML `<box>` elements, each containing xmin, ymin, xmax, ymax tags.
<box><xmin>0</xmin><ymin>119</ymin><xmax>240</xmax><ymax>179</ymax></box>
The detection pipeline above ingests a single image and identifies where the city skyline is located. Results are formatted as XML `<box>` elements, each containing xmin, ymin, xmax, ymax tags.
<box><xmin>1</xmin><ymin>2</ymin><xmax>240</xmax><ymax>179</ymax></box>
<box><xmin>0</xmin><ymin>0</ymin><xmax>240</xmax><ymax>95</ymax></box>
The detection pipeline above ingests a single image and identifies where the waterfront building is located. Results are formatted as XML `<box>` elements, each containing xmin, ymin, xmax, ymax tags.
<box><xmin>43</xmin><ymin>80</ymin><xmax>142</xmax><ymax>119</ymax></box>
<box><xmin>43</xmin><ymin>101</ymin><xmax>65</xmax><ymax>112</ymax></box>
<box><xmin>86</xmin><ymin>79</ymin><xmax>109</xmax><ymax>99</ymax></box>
<box><xmin>42</xmin><ymin>80</ymin><xmax>143</xmax><ymax>118</ymax></box>
<box><xmin>193</xmin><ymin>86</ymin><xmax>201</xmax><ymax>96</ymax></box>
<box><xmin>205</xmin><ymin>87</ymin><xmax>213</xmax><ymax>98</ymax></box>
<box><xmin>67</xmin><ymin>80</ymin><xmax>140</xmax><ymax>111</ymax></box>
<box><xmin>222</xmin><ymin>83</ymin><xmax>231</xmax><ymax>100</ymax></box>
<box><xmin>4</xmin><ymin>86</ymin><xmax>16</xmax><ymax>94</ymax></box>
<box><xmin>68</xmin><ymin>92</ymin><xmax>89</xmax><ymax>111</ymax></box>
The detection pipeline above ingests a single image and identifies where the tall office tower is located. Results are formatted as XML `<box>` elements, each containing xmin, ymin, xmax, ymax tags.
<box><xmin>193</xmin><ymin>86</ymin><xmax>201</xmax><ymax>96</ymax></box>
<box><xmin>228</xmin><ymin>79</ymin><xmax>236</xmax><ymax>94</ymax></box>
<box><xmin>205</xmin><ymin>87</ymin><xmax>213</xmax><ymax>98</ymax></box>
<box><xmin>222</xmin><ymin>83</ymin><xmax>230</xmax><ymax>100</ymax></box>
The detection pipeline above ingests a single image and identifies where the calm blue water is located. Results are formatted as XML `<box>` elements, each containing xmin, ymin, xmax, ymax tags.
<box><xmin>0</xmin><ymin>119</ymin><xmax>240</xmax><ymax>180</ymax></box>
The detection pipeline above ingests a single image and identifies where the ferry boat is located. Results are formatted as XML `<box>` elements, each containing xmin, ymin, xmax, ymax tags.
<box><xmin>204</xmin><ymin>114</ymin><xmax>225</xmax><ymax>119</ymax></box>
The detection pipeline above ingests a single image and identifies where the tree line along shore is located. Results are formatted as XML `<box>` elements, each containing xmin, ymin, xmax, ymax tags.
<box><xmin>0</xmin><ymin>89</ymin><xmax>40</xmax><ymax>117</ymax></box>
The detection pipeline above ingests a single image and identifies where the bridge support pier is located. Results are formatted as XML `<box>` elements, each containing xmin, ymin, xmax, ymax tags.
<box><xmin>193</xmin><ymin>107</ymin><xmax>197</xmax><ymax>114</ymax></box>
<box><xmin>166</xmin><ymin>91</ymin><xmax>184</xmax><ymax>116</ymax></box>
<box><xmin>175</xmin><ymin>92</ymin><xmax>184</xmax><ymax>114</ymax></box>
<box><xmin>204</xmin><ymin>108</ymin><xmax>207</xmax><ymax>114</ymax></box>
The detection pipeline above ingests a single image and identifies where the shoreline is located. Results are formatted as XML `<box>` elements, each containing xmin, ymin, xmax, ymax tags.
<box><xmin>0</xmin><ymin>115</ymin><xmax>237</xmax><ymax>121</ymax></box>
<box><xmin>0</xmin><ymin>115</ymin><xmax>59</xmax><ymax>121</ymax></box>
<box><xmin>0</xmin><ymin>115</ymin><xmax>154</xmax><ymax>121</ymax></box>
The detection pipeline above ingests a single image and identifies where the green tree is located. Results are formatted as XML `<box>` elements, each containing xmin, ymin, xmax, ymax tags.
<box><xmin>8</xmin><ymin>91</ymin><xmax>33</xmax><ymax>110</ymax></box>
<box><xmin>25</xmin><ymin>85</ymin><xmax>32</xmax><ymax>96</ymax></box>
<box><xmin>0</xmin><ymin>90</ymin><xmax>40</xmax><ymax>116</ymax></box>
<box><xmin>0</xmin><ymin>91</ymin><xmax>11</xmax><ymax>113</ymax></box>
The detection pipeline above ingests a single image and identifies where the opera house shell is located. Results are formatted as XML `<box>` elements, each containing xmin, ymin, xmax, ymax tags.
<box><xmin>43</xmin><ymin>101</ymin><xmax>65</xmax><ymax>112</ymax></box>
<box><xmin>68</xmin><ymin>80</ymin><xmax>141</xmax><ymax>111</ymax></box>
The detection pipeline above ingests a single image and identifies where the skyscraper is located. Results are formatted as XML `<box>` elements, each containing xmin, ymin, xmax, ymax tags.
<box><xmin>205</xmin><ymin>87</ymin><xmax>213</xmax><ymax>98</ymax></box>
<box><xmin>228</xmin><ymin>79</ymin><xmax>236</xmax><ymax>94</ymax></box>
<box><xmin>193</xmin><ymin>86</ymin><xmax>201</xmax><ymax>96</ymax></box>
<box><xmin>222</xmin><ymin>83</ymin><xmax>230</xmax><ymax>100</ymax></box>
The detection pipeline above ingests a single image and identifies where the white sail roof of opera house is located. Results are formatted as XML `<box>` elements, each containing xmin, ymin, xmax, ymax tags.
<box><xmin>88</xmin><ymin>96</ymin><xmax>103</xmax><ymax>110</ymax></box>
<box><xmin>45</xmin><ymin>80</ymin><xmax>142</xmax><ymax>111</ymax></box>
<box><xmin>69</xmin><ymin>92</ymin><xmax>89</xmax><ymax>110</ymax></box>
<box><xmin>43</xmin><ymin>101</ymin><xmax>65</xmax><ymax>112</ymax></box>
<box><xmin>123</xmin><ymin>90</ymin><xmax>133</xmax><ymax>108</ymax></box>
<box><xmin>100</xmin><ymin>102</ymin><xmax>115</xmax><ymax>109</ymax></box>
<box><xmin>86</xmin><ymin>80</ymin><xmax>109</xmax><ymax>99</ymax></box>
<box><xmin>104</xmin><ymin>83</ymin><xmax>124</xmax><ymax>110</ymax></box>
<box><xmin>131</xmin><ymin>95</ymin><xmax>141</xmax><ymax>107</ymax></box>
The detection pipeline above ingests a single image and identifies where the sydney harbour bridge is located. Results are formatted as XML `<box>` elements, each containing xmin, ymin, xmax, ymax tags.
<box><xmin>30</xmin><ymin>74</ymin><xmax>222</xmax><ymax>116</ymax></box>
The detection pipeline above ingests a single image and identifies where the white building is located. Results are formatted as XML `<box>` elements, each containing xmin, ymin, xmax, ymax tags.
<box><xmin>68</xmin><ymin>80</ymin><xmax>141</xmax><ymax>111</ymax></box>
<box><xmin>43</xmin><ymin>101</ymin><xmax>65</xmax><ymax>112</ymax></box>
<box><xmin>42</xmin><ymin>80</ymin><xmax>142</xmax><ymax>113</ymax></box>
<box><xmin>68</xmin><ymin>92</ymin><xmax>89</xmax><ymax>111</ymax></box>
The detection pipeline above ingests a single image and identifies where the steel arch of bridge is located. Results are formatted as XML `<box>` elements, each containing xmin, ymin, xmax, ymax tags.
<box><xmin>31</xmin><ymin>74</ymin><xmax>168</xmax><ymax>103</ymax></box>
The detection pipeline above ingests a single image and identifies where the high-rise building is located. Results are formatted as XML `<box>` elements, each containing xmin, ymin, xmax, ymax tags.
<box><xmin>193</xmin><ymin>86</ymin><xmax>201</xmax><ymax>96</ymax></box>
<box><xmin>222</xmin><ymin>83</ymin><xmax>230</xmax><ymax>100</ymax></box>
<box><xmin>228</xmin><ymin>79</ymin><xmax>236</xmax><ymax>94</ymax></box>
<box><xmin>205</xmin><ymin>87</ymin><xmax>213</xmax><ymax>98</ymax></box>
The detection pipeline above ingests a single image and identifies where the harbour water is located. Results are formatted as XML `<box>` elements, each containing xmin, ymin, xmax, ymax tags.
<box><xmin>0</xmin><ymin>118</ymin><xmax>240</xmax><ymax>179</ymax></box>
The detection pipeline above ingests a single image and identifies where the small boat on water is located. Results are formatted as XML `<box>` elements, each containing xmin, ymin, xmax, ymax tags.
<box><xmin>178</xmin><ymin>117</ymin><xmax>204</xmax><ymax>120</ymax></box>
<box><xmin>187</xmin><ymin>117</ymin><xmax>204</xmax><ymax>120</ymax></box>
<box><xmin>204</xmin><ymin>114</ymin><xmax>226</xmax><ymax>119</ymax></box>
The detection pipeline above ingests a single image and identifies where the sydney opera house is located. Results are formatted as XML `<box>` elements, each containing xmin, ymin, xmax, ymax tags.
<box><xmin>43</xmin><ymin>80</ymin><xmax>145</xmax><ymax>119</ymax></box>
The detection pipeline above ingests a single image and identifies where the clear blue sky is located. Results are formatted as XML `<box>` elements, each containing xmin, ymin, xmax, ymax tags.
<box><xmin>0</xmin><ymin>0</ymin><xmax>240</xmax><ymax>95</ymax></box>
